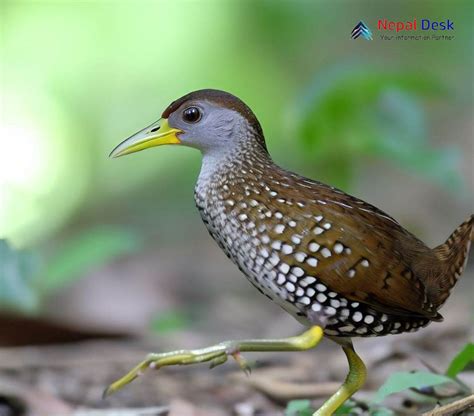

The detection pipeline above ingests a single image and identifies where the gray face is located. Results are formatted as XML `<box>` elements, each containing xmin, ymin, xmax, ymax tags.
<box><xmin>168</xmin><ymin>100</ymin><xmax>248</xmax><ymax>155</ymax></box>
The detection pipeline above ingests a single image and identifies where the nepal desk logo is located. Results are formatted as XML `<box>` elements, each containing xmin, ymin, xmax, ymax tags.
<box><xmin>351</xmin><ymin>21</ymin><xmax>373</xmax><ymax>40</ymax></box>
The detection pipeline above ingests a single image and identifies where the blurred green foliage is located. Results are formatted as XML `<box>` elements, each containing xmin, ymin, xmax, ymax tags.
<box><xmin>0</xmin><ymin>240</ymin><xmax>40</xmax><ymax>311</ymax></box>
<box><xmin>293</xmin><ymin>68</ymin><xmax>462</xmax><ymax>188</ymax></box>
<box><xmin>446</xmin><ymin>342</ymin><xmax>474</xmax><ymax>378</ymax></box>
<box><xmin>372</xmin><ymin>371</ymin><xmax>452</xmax><ymax>404</ymax></box>
<box><xmin>0</xmin><ymin>226</ymin><xmax>140</xmax><ymax>312</ymax></box>
<box><xmin>285</xmin><ymin>399</ymin><xmax>313</xmax><ymax>416</ymax></box>
<box><xmin>41</xmin><ymin>226</ymin><xmax>141</xmax><ymax>292</ymax></box>
<box><xmin>150</xmin><ymin>310</ymin><xmax>189</xmax><ymax>334</ymax></box>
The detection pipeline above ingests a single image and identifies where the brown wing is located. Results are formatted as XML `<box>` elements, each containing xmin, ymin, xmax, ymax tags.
<box><xmin>264</xmin><ymin>170</ymin><xmax>438</xmax><ymax>319</ymax></box>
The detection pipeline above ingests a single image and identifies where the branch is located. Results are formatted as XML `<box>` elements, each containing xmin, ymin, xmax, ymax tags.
<box><xmin>422</xmin><ymin>394</ymin><xmax>474</xmax><ymax>416</ymax></box>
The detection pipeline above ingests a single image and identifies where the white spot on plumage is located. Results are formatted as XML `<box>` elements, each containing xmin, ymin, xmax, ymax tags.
<box><xmin>333</xmin><ymin>243</ymin><xmax>343</xmax><ymax>254</ymax></box>
<box><xmin>347</xmin><ymin>269</ymin><xmax>356</xmax><ymax>278</ymax></box>
<box><xmin>282</xmin><ymin>244</ymin><xmax>293</xmax><ymax>254</ymax></box>
<box><xmin>269</xmin><ymin>253</ymin><xmax>280</xmax><ymax>266</ymax></box>
<box><xmin>291</xmin><ymin>235</ymin><xmax>302</xmax><ymax>244</ymax></box>
<box><xmin>292</xmin><ymin>267</ymin><xmax>304</xmax><ymax>277</ymax></box>
<box><xmin>306</xmin><ymin>257</ymin><xmax>318</xmax><ymax>267</ymax></box>
<box><xmin>364</xmin><ymin>315</ymin><xmax>374</xmax><ymax>324</ymax></box>
<box><xmin>316</xmin><ymin>293</ymin><xmax>327</xmax><ymax>303</ymax></box>
<box><xmin>339</xmin><ymin>325</ymin><xmax>354</xmax><ymax>332</ymax></box>
<box><xmin>313</xmin><ymin>227</ymin><xmax>324</xmax><ymax>235</ymax></box>
<box><xmin>314</xmin><ymin>215</ymin><xmax>323</xmax><ymax>222</ymax></box>
<box><xmin>325</xmin><ymin>306</ymin><xmax>336</xmax><ymax>315</ymax></box>
<box><xmin>321</xmin><ymin>248</ymin><xmax>331</xmax><ymax>258</ymax></box>
<box><xmin>316</xmin><ymin>283</ymin><xmax>326</xmax><ymax>292</ymax></box>
<box><xmin>279</xmin><ymin>263</ymin><xmax>290</xmax><ymax>274</ymax></box>
<box><xmin>353</xmin><ymin>312</ymin><xmax>363</xmax><ymax>322</ymax></box>
<box><xmin>271</xmin><ymin>240</ymin><xmax>282</xmax><ymax>250</ymax></box>
<box><xmin>294</xmin><ymin>252</ymin><xmax>307</xmax><ymax>262</ymax></box>
<box><xmin>323</xmin><ymin>222</ymin><xmax>331</xmax><ymax>230</ymax></box>
<box><xmin>309</xmin><ymin>242</ymin><xmax>320</xmax><ymax>252</ymax></box>
<box><xmin>311</xmin><ymin>303</ymin><xmax>322</xmax><ymax>312</ymax></box>
<box><xmin>274</xmin><ymin>224</ymin><xmax>285</xmax><ymax>234</ymax></box>
<box><xmin>361</xmin><ymin>259</ymin><xmax>370</xmax><ymax>267</ymax></box>
<box><xmin>306</xmin><ymin>288</ymin><xmax>315</xmax><ymax>297</ymax></box>
<box><xmin>302</xmin><ymin>276</ymin><xmax>316</xmax><ymax>286</ymax></box>
<box><xmin>285</xmin><ymin>282</ymin><xmax>295</xmax><ymax>292</ymax></box>
<box><xmin>300</xmin><ymin>296</ymin><xmax>310</xmax><ymax>305</ymax></box>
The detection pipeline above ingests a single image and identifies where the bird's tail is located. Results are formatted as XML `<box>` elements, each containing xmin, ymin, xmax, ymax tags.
<box><xmin>428</xmin><ymin>214</ymin><xmax>473</xmax><ymax>308</ymax></box>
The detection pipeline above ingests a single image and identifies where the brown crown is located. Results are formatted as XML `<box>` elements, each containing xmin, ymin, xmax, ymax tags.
<box><xmin>162</xmin><ymin>89</ymin><xmax>264</xmax><ymax>139</ymax></box>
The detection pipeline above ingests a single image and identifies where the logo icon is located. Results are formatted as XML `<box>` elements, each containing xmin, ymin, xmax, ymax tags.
<box><xmin>351</xmin><ymin>21</ymin><xmax>373</xmax><ymax>40</ymax></box>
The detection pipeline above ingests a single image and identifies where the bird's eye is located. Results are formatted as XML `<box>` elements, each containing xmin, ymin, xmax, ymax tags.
<box><xmin>183</xmin><ymin>107</ymin><xmax>201</xmax><ymax>123</ymax></box>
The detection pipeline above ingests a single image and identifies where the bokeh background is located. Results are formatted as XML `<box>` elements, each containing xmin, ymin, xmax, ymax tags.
<box><xmin>0</xmin><ymin>1</ymin><xmax>473</xmax><ymax>415</ymax></box>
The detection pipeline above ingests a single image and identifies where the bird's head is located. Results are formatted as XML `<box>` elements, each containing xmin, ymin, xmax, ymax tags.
<box><xmin>110</xmin><ymin>89</ymin><xmax>267</xmax><ymax>158</ymax></box>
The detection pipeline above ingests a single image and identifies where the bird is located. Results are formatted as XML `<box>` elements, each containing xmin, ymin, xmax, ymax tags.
<box><xmin>106</xmin><ymin>89</ymin><xmax>473</xmax><ymax>415</ymax></box>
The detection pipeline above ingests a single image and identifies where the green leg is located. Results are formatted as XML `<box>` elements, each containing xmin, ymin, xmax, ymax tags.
<box><xmin>103</xmin><ymin>326</ymin><xmax>323</xmax><ymax>397</ymax></box>
<box><xmin>313</xmin><ymin>343</ymin><xmax>367</xmax><ymax>416</ymax></box>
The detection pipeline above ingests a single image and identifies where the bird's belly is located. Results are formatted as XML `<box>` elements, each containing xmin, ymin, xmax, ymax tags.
<box><xmin>195</xmin><ymin>198</ymin><xmax>303</xmax><ymax>317</ymax></box>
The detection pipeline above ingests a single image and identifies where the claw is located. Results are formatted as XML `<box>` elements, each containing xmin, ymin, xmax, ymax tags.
<box><xmin>102</xmin><ymin>358</ymin><xmax>151</xmax><ymax>398</ymax></box>
<box><xmin>231</xmin><ymin>351</ymin><xmax>252</xmax><ymax>376</ymax></box>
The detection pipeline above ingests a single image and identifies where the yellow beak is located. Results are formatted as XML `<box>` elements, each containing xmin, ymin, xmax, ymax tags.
<box><xmin>110</xmin><ymin>119</ymin><xmax>182</xmax><ymax>158</ymax></box>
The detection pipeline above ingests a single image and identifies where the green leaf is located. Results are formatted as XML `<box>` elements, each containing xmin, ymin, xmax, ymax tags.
<box><xmin>150</xmin><ymin>310</ymin><xmax>189</xmax><ymax>334</ymax></box>
<box><xmin>285</xmin><ymin>399</ymin><xmax>313</xmax><ymax>416</ymax></box>
<box><xmin>292</xmin><ymin>66</ymin><xmax>462</xmax><ymax>190</ymax></box>
<box><xmin>0</xmin><ymin>240</ymin><xmax>41</xmax><ymax>311</ymax></box>
<box><xmin>446</xmin><ymin>343</ymin><xmax>474</xmax><ymax>378</ymax></box>
<box><xmin>41</xmin><ymin>226</ymin><xmax>141</xmax><ymax>292</ymax></box>
<box><xmin>370</xmin><ymin>408</ymin><xmax>395</xmax><ymax>416</ymax></box>
<box><xmin>334</xmin><ymin>402</ymin><xmax>357</xmax><ymax>415</ymax></box>
<box><xmin>373</xmin><ymin>371</ymin><xmax>453</xmax><ymax>404</ymax></box>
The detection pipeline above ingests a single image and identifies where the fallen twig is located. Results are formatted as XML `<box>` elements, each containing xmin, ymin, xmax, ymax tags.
<box><xmin>422</xmin><ymin>393</ymin><xmax>474</xmax><ymax>416</ymax></box>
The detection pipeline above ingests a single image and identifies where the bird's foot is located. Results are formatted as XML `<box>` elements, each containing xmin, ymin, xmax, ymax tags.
<box><xmin>103</xmin><ymin>341</ymin><xmax>252</xmax><ymax>397</ymax></box>
<box><xmin>103</xmin><ymin>326</ymin><xmax>324</xmax><ymax>398</ymax></box>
